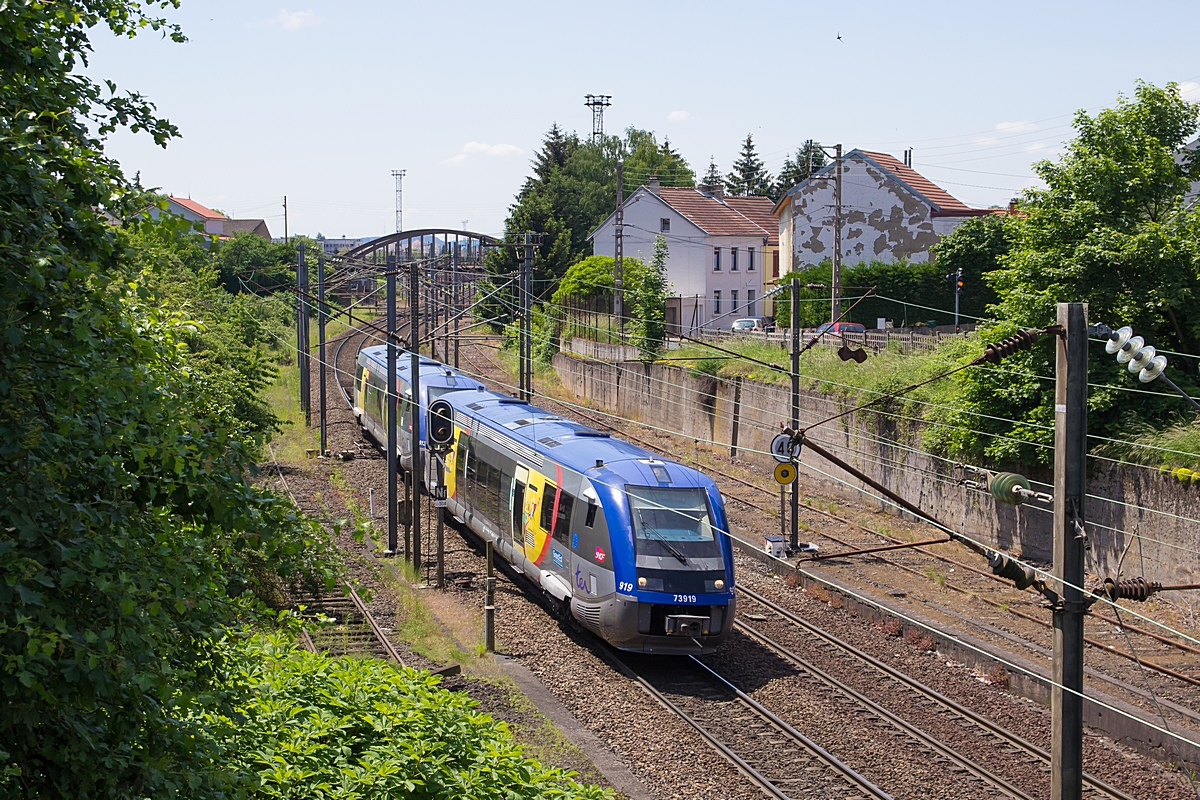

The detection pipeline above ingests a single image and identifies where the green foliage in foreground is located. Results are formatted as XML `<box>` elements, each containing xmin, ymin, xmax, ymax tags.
<box><xmin>0</xmin><ymin>2</ymin><xmax>338</xmax><ymax>795</ymax></box>
<box><xmin>207</xmin><ymin>635</ymin><xmax>611</xmax><ymax>800</ymax></box>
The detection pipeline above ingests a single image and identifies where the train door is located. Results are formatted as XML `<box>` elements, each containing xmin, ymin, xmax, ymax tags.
<box><xmin>524</xmin><ymin>471</ymin><xmax>557</xmax><ymax>566</ymax></box>
<box><xmin>511</xmin><ymin>465</ymin><xmax>528</xmax><ymax>553</ymax></box>
<box><xmin>354</xmin><ymin>363</ymin><xmax>367</xmax><ymax>415</ymax></box>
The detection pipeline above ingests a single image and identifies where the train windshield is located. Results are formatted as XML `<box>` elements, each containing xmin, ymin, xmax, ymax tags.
<box><xmin>627</xmin><ymin>486</ymin><xmax>719</xmax><ymax>561</ymax></box>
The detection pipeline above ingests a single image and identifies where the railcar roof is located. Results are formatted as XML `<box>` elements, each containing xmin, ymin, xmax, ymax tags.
<box><xmin>360</xmin><ymin>345</ymin><xmax>484</xmax><ymax>388</ymax></box>
<box><xmin>442</xmin><ymin>389</ymin><xmax>711</xmax><ymax>490</ymax></box>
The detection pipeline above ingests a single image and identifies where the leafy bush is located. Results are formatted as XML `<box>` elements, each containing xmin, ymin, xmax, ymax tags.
<box><xmin>0</xmin><ymin>4</ymin><xmax>340</xmax><ymax>795</ymax></box>
<box><xmin>205</xmin><ymin>635</ymin><xmax>612</xmax><ymax>800</ymax></box>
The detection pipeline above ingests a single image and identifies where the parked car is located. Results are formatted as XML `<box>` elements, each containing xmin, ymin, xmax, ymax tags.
<box><xmin>732</xmin><ymin>317</ymin><xmax>774</xmax><ymax>333</ymax></box>
<box><xmin>815</xmin><ymin>321</ymin><xmax>866</xmax><ymax>335</ymax></box>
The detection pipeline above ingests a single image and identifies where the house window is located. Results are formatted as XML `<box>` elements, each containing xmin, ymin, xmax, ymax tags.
<box><xmin>660</xmin><ymin>218</ymin><xmax>671</xmax><ymax>233</ymax></box>
<box><xmin>731</xmin><ymin>247</ymin><xmax>739</xmax><ymax>271</ymax></box>
<box><xmin>748</xmin><ymin>289</ymin><xmax>757</xmax><ymax>317</ymax></box>
<box><xmin>772</xmin><ymin>250</ymin><xmax>780</xmax><ymax>278</ymax></box>
<box><xmin>713</xmin><ymin>290</ymin><xmax>721</xmax><ymax>316</ymax></box>
<box><xmin>713</xmin><ymin>248</ymin><xmax>721</xmax><ymax>271</ymax></box>
<box><xmin>731</xmin><ymin>290</ymin><xmax>738</xmax><ymax>314</ymax></box>
<box><xmin>748</xmin><ymin>247</ymin><xmax>755</xmax><ymax>272</ymax></box>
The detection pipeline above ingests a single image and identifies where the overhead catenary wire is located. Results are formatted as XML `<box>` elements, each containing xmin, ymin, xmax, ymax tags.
<box><xmin>245</xmin><ymin>268</ymin><xmax>1200</xmax><ymax>647</ymax></box>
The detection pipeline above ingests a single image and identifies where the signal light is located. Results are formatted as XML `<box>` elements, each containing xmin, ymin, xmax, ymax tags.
<box><xmin>427</xmin><ymin>399</ymin><xmax>455</xmax><ymax>450</ymax></box>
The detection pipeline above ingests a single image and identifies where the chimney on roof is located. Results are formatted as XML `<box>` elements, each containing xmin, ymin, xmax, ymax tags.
<box><xmin>710</xmin><ymin>182</ymin><xmax>724</xmax><ymax>199</ymax></box>
<box><xmin>1008</xmin><ymin>198</ymin><xmax>1018</xmax><ymax>214</ymax></box>
<box><xmin>648</xmin><ymin>173</ymin><xmax>660</xmax><ymax>195</ymax></box>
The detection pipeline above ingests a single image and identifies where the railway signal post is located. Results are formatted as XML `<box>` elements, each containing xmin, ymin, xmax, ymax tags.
<box><xmin>410</xmin><ymin>256</ymin><xmax>423</xmax><ymax>572</ymax></box>
<box><xmin>1052</xmin><ymin>302</ymin><xmax>1088</xmax><ymax>800</ymax></box>
<box><xmin>790</xmin><ymin>277</ymin><xmax>800</xmax><ymax>552</ymax></box>
<box><xmin>427</xmin><ymin>400</ymin><xmax>455</xmax><ymax>591</ymax></box>
<box><xmin>484</xmin><ymin>540</ymin><xmax>496</xmax><ymax>652</ymax></box>
<box><xmin>386</xmin><ymin>257</ymin><xmax>399</xmax><ymax>555</ymax></box>
<box><xmin>317</xmin><ymin>253</ymin><xmax>327</xmax><ymax>457</ymax></box>
<box><xmin>452</xmin><ymin>244</ymin><xmax>460</xmax><ymax>369</ymax></box>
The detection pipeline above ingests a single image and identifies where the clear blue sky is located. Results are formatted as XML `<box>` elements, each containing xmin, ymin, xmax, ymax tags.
<box><xmin>89</xmin><ymin>0</ymin><xmax>1200</xmax><ymax>240</ymax></box>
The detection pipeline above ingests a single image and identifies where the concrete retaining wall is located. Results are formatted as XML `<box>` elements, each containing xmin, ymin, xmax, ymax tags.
<box><xmin>553</xmin><ymin>352</ymin><xmax>1199</xmax><ymax>587</ymax></box>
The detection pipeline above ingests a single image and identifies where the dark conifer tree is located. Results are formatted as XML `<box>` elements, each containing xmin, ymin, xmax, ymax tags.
<box><xmin>700</xmin><ymin>157</ymin><xmax>723</xmax><ymax>192</ymax></box>
<box><xmin>771</xmin><ymin>140</ymin><xmax>828</xmax><ymax>200</ymax></box>
<box><xmin>725</xmin><ymin>134</ymin><xmax>772</xmax><ymax>196</ymax></box>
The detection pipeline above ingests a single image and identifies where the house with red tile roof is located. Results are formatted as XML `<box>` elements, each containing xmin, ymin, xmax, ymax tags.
<box><xmin>161</xmin><ymin>196</ymin><xmax>272</xmax><ymax>240</ymax></box>
<box><xmin>773</xmin><ymin>150</ymin><xmax>1002</xmax><ymax>272</ymax></box>
<box><xmin>590</xmin><ymin>178</ymin><xmax>779</xmax><ymax>331</ymax></box>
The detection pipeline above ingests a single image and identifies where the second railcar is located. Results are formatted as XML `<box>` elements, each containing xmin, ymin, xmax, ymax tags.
<box><xmin>353</xmin><ymin>345</ymin><xmax>485</xmax><ymax>472</ymax></box>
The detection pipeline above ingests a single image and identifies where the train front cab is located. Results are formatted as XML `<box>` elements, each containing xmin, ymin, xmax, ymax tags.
<box><xmin>577</xmin><ymin>465</ymin><xmax>735</xmax><ymax>655</ymax></box>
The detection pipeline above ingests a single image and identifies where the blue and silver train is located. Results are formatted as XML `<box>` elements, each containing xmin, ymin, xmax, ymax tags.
<box><xmin>353</xmin><ymin>348</ymin><xmax>736</xmax><ymax>654</ymax></box>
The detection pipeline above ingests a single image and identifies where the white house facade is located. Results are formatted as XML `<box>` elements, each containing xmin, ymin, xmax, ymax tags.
<box><xmin>774</xmin><ymin>150</ymin><xmax>999</xmax><ymax>271</ymax></box>
<box><xmin>590</xmin><ymin>183</ymin><xmax>778</xmax><ymax>331</ymax></box>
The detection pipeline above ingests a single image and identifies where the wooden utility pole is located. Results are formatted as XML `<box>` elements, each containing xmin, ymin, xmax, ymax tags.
<box><xmin>1052</xmin><ymin>302</ymin><xmax>1088</xmax><ymax>800</ymax></box>
<box><xmin>831</xmin><ymin>144</ymin><xmax>843</xmax><ymax>323</ymax></box>
<box><xmin>386</xmin><ymin>257</ymin><xmax>398</xmax><ymax>555</ymax></box>
<box><xmin>520</xmin><ymin>233</ymin><xmax>534</xmax><ymax>402</ymax></box>
<box><xmin>614</xmin><ymin>161</ymin><xmax>624</xmax><ymax>328</ymax></box>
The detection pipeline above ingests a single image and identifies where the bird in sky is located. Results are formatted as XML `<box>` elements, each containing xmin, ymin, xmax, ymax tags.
<box><xmin>837</xmin><ymin>32</ymin><xmax>843</xmax><ymax>42</ymax></box>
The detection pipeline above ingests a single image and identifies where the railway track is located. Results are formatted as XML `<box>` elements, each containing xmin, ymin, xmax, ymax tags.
<box><xmin>308</xmin><ymin>324</ymin><xmax>1191</xmax><ymax>797</ymax></box>
<box><xmin>266</xmin><ymin>426</ymin><xmax>409</xmax><ymax>668</ymax></box>
<box><xmin>290</xmin><ymin>586</ymin><xmax>407</xmax><ymax>664</ymax></box>
<box><xmin>613</xmin><ymin>650</ymin><xmax>894</xmax><ymax>800</ymax></box>
<box><xmin>735</xmin><ymin>584</ymin><xmax>1135</xmax><ymax>800</ymax></box>
<box><xmin>451</xmin><ymin>338</ymin><xmax>1200</xmax><ymax>697</ymax></box>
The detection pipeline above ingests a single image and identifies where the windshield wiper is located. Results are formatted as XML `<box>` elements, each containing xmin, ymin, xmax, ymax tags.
<box><xmin>639</xmin><ymin>513</ymin><xmax>687</xmax><ymax>564</ymax></box>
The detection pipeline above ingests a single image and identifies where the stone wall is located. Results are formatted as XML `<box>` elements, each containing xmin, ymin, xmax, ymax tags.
<box><xmin>553</xmin><ymin>353</ymin><xmax>1199</xmax><ymax>587</ymax></box>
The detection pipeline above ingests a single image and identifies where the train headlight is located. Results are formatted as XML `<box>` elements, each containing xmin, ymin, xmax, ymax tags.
<box><xmin>714</xmin><ymin>579</ymin><xmax>725</xmax><ymax>590</ymax></box>
<box><xmin>637</xmin><ymin>576</ymin><xmax>647</xmax><ymax>588</ymax></box>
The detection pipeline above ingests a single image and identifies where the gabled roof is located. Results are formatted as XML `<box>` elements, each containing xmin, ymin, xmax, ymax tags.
<box><xmin>169</xmin><ymin>196</ymin><xmax>226</xmax><ymax>219</ymax></box>
<box><xmin>857</xmin><ymin>151</ymin><xmax>972</xmax><ymax>213</ymax></box>
<box><xmin>656</xmin><ymin>187</ymin><xmax>777</xmax><ymax>241</ymax></box>
<box><xmin>774</xmin><ymin>149</ymin><xmax>978</xmax><ymax>216</ymax></box>
<box><xmin>221</xmin><ymin>218</ymin><xmax>271</xmax><ymax>239</ymax></box>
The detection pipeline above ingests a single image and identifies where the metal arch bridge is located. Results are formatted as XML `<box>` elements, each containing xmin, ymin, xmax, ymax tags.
<box><xmin>336</xmin><ymin>228</ymin><xmax>500</xmax><ymax>267</ymax></box>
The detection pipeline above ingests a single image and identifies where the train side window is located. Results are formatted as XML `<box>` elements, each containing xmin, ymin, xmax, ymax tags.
<box><xmin>585</xmin><ymin>501</ymin><xmax>597</xmax><ymax>528</ymax></box>
<box><xmin>456</xmin><ymin>436</ymin><xmax>468</xmax><ymax>479</ymax></box>
<box><xmin>464</xmin><ymin>436</ymin><xmax>476</xmax><ymax>481</ymax></box>
<box><xmin>540</xmin><ymin>485</ymin><xmax>558</xmax><ymax>531</ymax></box>
<box><xmin>553</xmin><ymin>494</ymin><xmax>574</xmax><ymax>544</ymax></box>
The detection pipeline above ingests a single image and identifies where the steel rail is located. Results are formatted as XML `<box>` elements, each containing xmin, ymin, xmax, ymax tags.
<box><xmin>736</xmin><ymin>584</ymin><xmax>1136</xmax><ymax>800</ymax></box>
<box><xmin>612</xmin><ymin>647</ymin><xmax>893</xmax><ymax>800</ymax></box>
<box><xmin>734</xmin><ymin>620</ymin><xmax>1035</xmax><ymax>800</ymax></box>
<box><xmin>267</xmin><ymin>441</ymin><xmax>406</xmax><ymax>667</ymax></box>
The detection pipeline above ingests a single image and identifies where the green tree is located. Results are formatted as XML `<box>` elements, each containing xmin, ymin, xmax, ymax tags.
<box><xmin>630</xmin><ymin>236</ymin><xmax>670</xmax><ymax>359</ymax></box>
<box><xmin>939</xmin><ymin>81</ymin><xmax>1200</xmax><ymax>466</ymax></box>
<box><xmin>213</xmin><ymin>229</ymin><xmax>297</xmax><ymax>295</ymax></box>
<box><xmin>929</xmin><ymin>213</ymin><xmax>1010</xmax><ymax>323</ymax></box>
<box><xmin>725</xmin><ymin>134</ymin><xmax>772</xmax><ymax>196</ymax></box>
<box><xmin>0</xmin><ymin>3</ymin><xmax>337</xmax><ymax>794</ymax></box>
<box><xmin>772</xmin><ymin>140</ymin><xmax>827</xmax><ymax>200</ymax></box>
<box><xmin>484</xmin><ymin>125</ymin><xmax>692</xmax><ymax>326</ymax></box>
<box><xmin>700</xmin><ymin>156</ymin><xmax>723</xmax><ymax>193</ymax></box>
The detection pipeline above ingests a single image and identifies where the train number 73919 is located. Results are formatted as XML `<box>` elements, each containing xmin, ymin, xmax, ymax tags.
<box><xmin>673</xmin><ymin>594</ymin><xmax>697</xmax><ymax>604</ymax></box>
